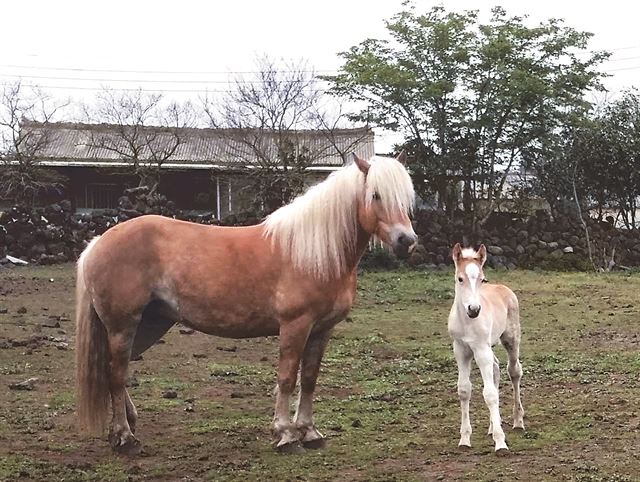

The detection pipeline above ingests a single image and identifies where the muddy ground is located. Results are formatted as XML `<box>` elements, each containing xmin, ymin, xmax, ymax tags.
<box><xmin>1</xmin><ymin>264</ymin><xmax>639</xmax><ymax>481</ymax></box>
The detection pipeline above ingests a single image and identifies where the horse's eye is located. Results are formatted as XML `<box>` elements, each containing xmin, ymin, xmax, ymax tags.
<box><xmin>458</xmin><ymin>277</ymin><xmax>464</xmax><ymax>283</ymax></box>
<box><xmin>373</xmin><ymin>192</ymin><xmax>381</xmax><ymax>201</ymax></box>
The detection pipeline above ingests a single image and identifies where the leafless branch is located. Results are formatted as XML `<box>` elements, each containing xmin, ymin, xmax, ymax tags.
<box><xmin>82</xmin><ymin>89</ymin><xmax>195</xmax><ymax>193</ymax></box>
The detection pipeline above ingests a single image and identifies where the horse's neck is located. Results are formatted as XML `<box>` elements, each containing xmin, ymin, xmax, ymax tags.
<box><xmin>345</xmin><ymin>225</ymin><xmax>373</xmax><ymax>274</ymax></box>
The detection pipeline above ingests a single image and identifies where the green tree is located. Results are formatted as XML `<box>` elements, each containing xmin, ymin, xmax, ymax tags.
<box><xmin>531</xmin><ymin>90</ymin><xmax>640</xmax><ymax>228</ymax></box>
<box><xmin>326</xmin><ymin>3</ymin><xmax>608</xmax><ymax>221</ymax></box>
<box><xmin>599</xmin><ymin>90</ymin><xmax>640</xmax><ymax>227</ymax></box>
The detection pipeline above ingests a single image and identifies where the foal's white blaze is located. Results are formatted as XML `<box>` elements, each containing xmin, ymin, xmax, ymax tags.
<box><xmin>465</xmin><ymin>263</ymin><xmax>479</xmax><ymax>280</ymax></box>
<box><xmin>461</xmin><ymin>263</ymin><xmax>481</xmax><ymax>314</ymax></box>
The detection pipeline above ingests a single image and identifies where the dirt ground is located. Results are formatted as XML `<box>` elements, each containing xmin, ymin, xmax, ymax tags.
<box><xmin>1</xmin><ymin>264</ymin><xmax>639</xmax><ymax>481</ymax></box>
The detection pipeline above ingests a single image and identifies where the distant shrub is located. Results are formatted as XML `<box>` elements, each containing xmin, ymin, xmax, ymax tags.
<box><xmin>360</xmin><ymin>246</ymin><xmax>400</xmax><ymax>271</ymax></box>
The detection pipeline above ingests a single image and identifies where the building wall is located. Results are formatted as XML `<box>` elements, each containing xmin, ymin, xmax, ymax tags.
<box><xmin>48</xmin><ymin>167</ymin><xmax>333</xmax><ymax>216</ymax></box>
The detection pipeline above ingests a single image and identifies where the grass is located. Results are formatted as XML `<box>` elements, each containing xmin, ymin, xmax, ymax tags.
<box><xmin>1</xmin><ymin>264</ymin><xmax>640</xmax><ymax>480</ymax></box>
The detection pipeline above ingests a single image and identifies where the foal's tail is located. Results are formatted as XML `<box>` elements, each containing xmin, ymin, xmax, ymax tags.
<box><xmin>75</xmin><ymin>238</ymin><xmax>110</xmax><ymax>435</ymax></box>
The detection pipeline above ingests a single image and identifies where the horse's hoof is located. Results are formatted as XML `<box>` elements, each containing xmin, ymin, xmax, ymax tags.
<box><xmin>116</xmin><ymin>440</ymin><xmax>142</xmax><ymax>456</ymax></box>
<box><xmin>512</xmin><ymin>424</ymin><xmax>525</xmax><ymax>432</ymax></box>
<box><xmin>457</xmin><ymin>444</ymin><xmax>471</xmax><ymax>451</ymax></box>
<box><xmin>495</xmin><ymin>447</ymin><xmax>509</xmax><ymax>457</ymax></box>
<box><xmin>276</xmin><ymin>441</ymin><xmax>305</xmax><ymax>454</ymax></box>
<box><xmin>302</xmin><ymin>437</ymin><xmax>327</xmax><ymax>450</ymax></box>
<box><xmin>109</xmin><ymin>432</ymin><xmax>142</xmax><ymax>456</ymax></box>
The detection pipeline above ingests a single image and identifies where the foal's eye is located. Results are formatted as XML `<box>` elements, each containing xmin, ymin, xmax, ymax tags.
<box><xmin>458</xmin><ymin>277</ymin><xmax>464</xmax><ymax>283</ymax></box>
<box><xmin>373</xmin><ymin>192</ymin><xmax>381</xmax><ymax>201</ymax></box>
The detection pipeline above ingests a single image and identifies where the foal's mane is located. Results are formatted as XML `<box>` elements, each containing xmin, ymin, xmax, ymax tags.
<box><xmin>264</xmin><ymin>156</ymin><xmax>414</xmax><ymax>280</ymax></box>
<box><xmin>460</xmin><ymin>248</ymin><xmax>480</xmax><ymax>260</ymax></box>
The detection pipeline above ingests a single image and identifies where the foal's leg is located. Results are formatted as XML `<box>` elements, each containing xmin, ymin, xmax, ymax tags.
<box><xmin>502</xmin><ymin>336</ymin><xmax>525</xmax><ymax>430</ymax></box>
<box><xmin>107</xmin><ymin>329</ymin><xmax>141</xmax><ymax>454</ymax></box>
<box><xmin>273</xmin><ymin>316</ymin><xmax>313</xmax><ymax>452</ymax></box>
<box><xmin>473</xmin><ymin>344</ymin><xmax>508</xmax><ymax>454</ymax></box>
<box><xmin>453</xmin><ymin>340</ymin><xmax>473</xmax><ymax>448</ymax></box>
<box><xmin>487</xmin><ymin>354</ymin><xmax>500</xmax><ymax>436</ymax></box>
<box><xmin>294</xmin><ymin>329</ymin><xmax>333</xmax><ymax>449</ymax></box>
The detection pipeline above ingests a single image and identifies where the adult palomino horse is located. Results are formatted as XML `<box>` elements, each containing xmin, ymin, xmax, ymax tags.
<box><xmin>76</xmin><ymin>153</ymin><xmax>416</xmax><ymax>454</ymax></box>
<box><xmin>448</xmin><ymin>244</ymin><xmax>524</xmax><ymax>455</ymax></box>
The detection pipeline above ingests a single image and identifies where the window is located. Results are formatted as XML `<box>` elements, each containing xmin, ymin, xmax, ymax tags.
<box><xmin>80</xmin><ymin>183</ymin><xmax>121</xmax><ymax>209</ymax></box>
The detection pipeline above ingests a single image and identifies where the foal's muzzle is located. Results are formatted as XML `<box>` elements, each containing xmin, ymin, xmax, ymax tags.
<box><xmin>392</xmin><ymin>232</ymin><xmax>418</xmax><ymax>259</ymax></box>
<box><xmin>467</xmin><ymin>305</ymin><xmax>481</xmax><ymax>319</ymax></box>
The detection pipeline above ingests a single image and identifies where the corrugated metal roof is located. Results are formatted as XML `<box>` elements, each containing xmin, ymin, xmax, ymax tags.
<box><xmin>23</xmin><ymin>121</ymin><xmax>375</xmax><ymax>169</ymax></box>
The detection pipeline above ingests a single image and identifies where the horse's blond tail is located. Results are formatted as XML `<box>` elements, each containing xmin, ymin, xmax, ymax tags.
<box><xmin>75</xmin><ymin>239</ymin><xmax>110</xmax><ymax>435</ymax></box>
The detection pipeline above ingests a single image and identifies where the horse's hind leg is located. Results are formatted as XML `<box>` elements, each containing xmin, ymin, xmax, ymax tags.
<box><xmin>125</xmin><ymin>389</ymin><xmax>138</xmax><ymax>434</ymax></box>
<box><xmin>294</xmin><ymin>329</ymin><xmax>333</xmax><ymax>449</ymax></box>
<box><xmin>107</xmin><ymin>327</ymin><xmax>141</xmax><ymax>454</ymax></box>
<box><xmin>130</xmin><ymin>307</ymin><xmax>176</xmax><ymax>360</ymax></box>
<box><xmin>501</xmin><ymin>334</ymin><xmax>525</xmax><ymax>430</ymax></box>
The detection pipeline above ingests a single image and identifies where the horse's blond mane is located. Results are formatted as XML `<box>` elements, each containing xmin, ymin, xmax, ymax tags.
<box><xmin>264</xmin><ymin>156</ymin><xmax>414</xmax><ymax>280</ymax></box>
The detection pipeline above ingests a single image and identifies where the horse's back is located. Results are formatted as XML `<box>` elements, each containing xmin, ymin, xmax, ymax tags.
<box><xmin>485</xmin><ymin>283</ymin><xmax>518</xmax><ymax>311</ymax></box>
<box><xmin>81</xmin><ymin>215</ymin><xmax>277</xmax><ymax>328</ymax></box>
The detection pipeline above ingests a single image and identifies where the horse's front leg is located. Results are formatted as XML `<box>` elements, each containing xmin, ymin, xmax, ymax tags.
<box><xmin>473</xmin><ymin>344</ymin><xmax>508</xmax><ymax>455</ymax></box>
<box><xmin>294</xmin><ymin>329</ymin><xmax>333</xmax><ymax>449</ymax></box>
<box><xmin>453</xmin><ymin>339</ymin><xmax>473</xmax><ymax>449</ymax></box>
<box><xmin>272</xmin><ymin>315</ymin><xmax>313</xmax><ymax>453</ymax></box>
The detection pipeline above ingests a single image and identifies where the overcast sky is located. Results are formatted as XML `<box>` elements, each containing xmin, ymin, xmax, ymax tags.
<box><xmin>2</xmin><ymin>0</ymin><xmax>639</xmax><ymax>151</ymax></box>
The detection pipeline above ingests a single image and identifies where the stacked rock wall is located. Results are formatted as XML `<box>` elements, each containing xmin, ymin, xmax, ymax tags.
<box><xmin>1</xmin><ymin>199</ymin><xmax>636</xmax><ymax>270</ymax></box>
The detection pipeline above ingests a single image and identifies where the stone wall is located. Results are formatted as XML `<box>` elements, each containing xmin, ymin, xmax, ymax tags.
<box><xmin>1</xmin><ymin>195</ymin><xmax>637</xmax><ymax>270</ymax></box>
<box><xmin>0</xmin><ymin>188</ymin><xmax>262</xmax><ymax>265</ymax></box>
<box><xmin>409</xmin><ymin>209</ymin><xmax>636</xmax><ymax>270</ymax></box>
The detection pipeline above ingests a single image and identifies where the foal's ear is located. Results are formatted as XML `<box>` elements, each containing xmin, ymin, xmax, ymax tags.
<box><xmin>477</xmin><ymin>244</ymin><xmax>487</xmax><ymax>266</ymax></box>
<box><xmin>353</xmin><ymin>153</ymin><xmax>370</xmax><ymax>175</ymax></box>
<box><xmin>452</xmin><ymin>243</ymin><xmax>463</xmax><ymax>265</ymax></box>
<box><xmin>397</xmin><ymin>150</ymin><xmax>407</xmax><ymax>165</ymax></box>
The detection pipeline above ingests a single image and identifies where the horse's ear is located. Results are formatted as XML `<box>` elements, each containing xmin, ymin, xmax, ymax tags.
<box><xmin>353</xmin><ymin>153</ymin><xmax>370</xmax><ymax>175</ymax></box>
<box><xmin>397</xmin><ymin>150</ymin><xmax>407</xmax><ymax>165</ymax></box>
<box><xmin>477</xmin><ymin>244</ymin><xmax>487</xmax><ymax>266</ymax></box>
<box><xmin>452</xmin><ymin>243</ymin><xmax>463</xmax><ymax>265</ymax></box>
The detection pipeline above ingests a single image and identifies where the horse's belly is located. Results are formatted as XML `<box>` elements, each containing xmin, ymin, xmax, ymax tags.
<box><xmin>181</xmin><ymin>310</ymin><xmax>280</xmax><ymax>339</ymax></box>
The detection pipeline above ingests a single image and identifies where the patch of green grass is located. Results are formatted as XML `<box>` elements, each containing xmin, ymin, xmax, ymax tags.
<box><xmin>91</xmin><ymin>461</ymin><xmax>128</xmax><ymax>482</ymax></box>
<box><xmin>188</xmin><ymin>411</ymin><xmax>266</xmax><ymax>434</ymax></box>
<box><xmin>0</xmin><ymin>454</ymin><xmax>127</xmax><ymax>481</ymax></box>
<box><xmin>49</xmin><ymin>390</ymin><xmax>75</xmax><ymax>410</ymax></box>
<box><xmin>4</xmin><ymin>266</ymin><xmax>640</xmax><ymax>481</ymax></box>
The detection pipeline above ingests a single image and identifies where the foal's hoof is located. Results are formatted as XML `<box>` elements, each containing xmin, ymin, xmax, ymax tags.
<box><xmin>495</xmin><ymin>447</ymin><xmax>510</xmax><ymax>457</ymax></box>
<box><xmin>457</xmin><ymin>444</ymin><xmax>471</xmax><ymax>451</ymax></box>
<box><xmin>275</xmin><ymin>441</ymin><xmax>305</xmax><ymax>454</ymax></box>
<box><xmin>302</xmin><ymin>437</ymin><xmax>327</xmax><ymax>450</ymax></box>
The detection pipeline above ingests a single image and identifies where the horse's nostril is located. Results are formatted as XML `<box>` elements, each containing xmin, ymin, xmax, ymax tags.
<box><xmin>398</xmin><ymin>233</ymin><xmax>413</xmax><ymax>247</ymax></box>
<box><xmin>467</xmin><ymin>305</ymin><xmax>481</xmax><ymax>318</ymax></box>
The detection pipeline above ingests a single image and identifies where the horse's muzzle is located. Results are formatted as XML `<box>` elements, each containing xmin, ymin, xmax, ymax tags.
<box><xmin>467</xmin><ymin>305</ymin><xmax>481</xmax><ymax>318</ymax></box>
<box><xmin>393</xmin><ymin>232</ymin><xmax>418</xmax><ymax>259</ymax></box>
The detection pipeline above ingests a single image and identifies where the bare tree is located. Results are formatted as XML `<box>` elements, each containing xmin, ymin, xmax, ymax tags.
<box><xmin>311</xmin><ymin>99</ymin><xmax>373</xmax><ymax>163</ymax></box>
<box><xmin>0</xmin><ymin>81</ymin><xmax>69</xmax><ymax>206</ymax></box>
<box><xmin>204</xmin><ymin>56</ymin><xmax>370</xmax><ymax>212</ymax></box>
<box><xmin>83</xmin><ymin>89</ymin><xmax>195</xmax><ymax>195</ymax></box>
